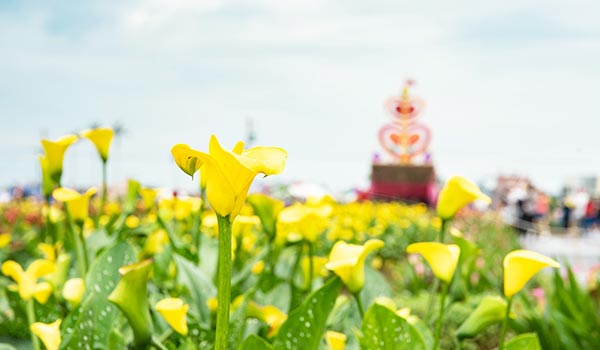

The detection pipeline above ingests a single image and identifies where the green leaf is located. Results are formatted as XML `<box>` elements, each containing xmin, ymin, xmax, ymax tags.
<box><xmin>504</xmin><ymin>332</ymin><xmax>542</xmax><ymax>350</ymax></box>
<box><xmin>174</xmin><ymin>255</ymin><xmax>216</xmax><ymax>326</ymax></box>
<box><xmin>273</xmin><ymin>277</ymin><xmax>342</xmax><ymax>350</ymax></box>
<box><xmin>60</xmin><ymin>242</ymin><xmax>136</xmax><ymax>349</ymax></box>
<box><xmin>360</xmin><ymin>266</ymin><xmax>392</xmax><ymax>308</ymax></box>
<box><xmin>187</xmin><ymin>323</ymin><xmax>215</xmax><ymax>350</ymax></box>
<box><xmin>239</xmin><ymin>334</ymin><xmax>273</xmax><ymax>350</ymax></box>
<box><xmin>0</xmin><ymin>344</ymin><xmax>17</xmax><ymax>350</ymax></box>
<box><xmin>359</xmin><ymin>303</ymin><xmax>428</xmax><ymax>350</ymax></box>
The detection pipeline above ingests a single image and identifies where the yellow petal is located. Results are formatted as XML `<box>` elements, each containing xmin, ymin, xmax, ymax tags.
<box><xmin>31</xmin><ymin>319</ymin><xmax>62</xmax><ymax>350</ymax></box>
<box><xmin>41</xmin><ymin>135</ymin><xmax>78</xmax><ymax>181</ymax></box>
<box><xmin>241</xmin><ymin>146</ymin><xmax>288</xmax><ymax>176</ymax></box>
<box><xmin>171</xmin><ymin>144</ymin><xmax>203</xmax><ymax>178</ymax></box>
<box><xmin>53</xmin><ymin>187</ymin><xmax>97</xmax><ymax>224</ymax></box>
<box><xmin>38</xmin><ymin>243</ymin><xmax>56</xmax><ymax>262</ymax></box>
<box><xmin>0</xmin><ymin>232</ymin><xmax>10</xmax><ymax>249</ymax></box>
<box><xmin>326</xmin><ymin>331</ymin><xmax>347</xmax><ymax>350</ymax></box>
<box><xmin>33</xmin><ymin>281</ymin><xmax>54</xmax><ymax>304</ymax></box>
<box><xmin>62</xmin><ymin>278</ymin><xmax>85</xmax><ymax>307</ymax></box>
<box><xmin>503</xmin><ymin>250</ymin><xmax>560</xmax><ymax>298</ymax></box>
<box><xmin>155</xmin><ymin>298</ymin><xmax>189</xmax><ymax>336</ymax></box>
<box><xmin>325</xmin><ymin>239</ymin><xmax>384</xmax><ymax>293</ymax></box>
<box><xmin>52</xmin><ymin>188</ymin><xmax>81</xmax><ymax>202</ymax></box>
<box><xmin>2</xmin><ymin>260</ymin><xmax>24</xmax><ymax>284</ymax></box>
<box><xmin>406</xmin><ymin>242</ymin><xmax>460</xmax><ymax>283</ymax></box>
<box><xmin>80</xmin><ymin>128</ymin><xmax>114</xmax><ymax>162</ymax></box>
<box><xmin>140</xmin><ymin>188</ymin><xmax>158</xmax><ymax>210</ymax></box>
<box><xmin>26</xmin><ymin>259</ymin><xmax>56</xmax><ymax>280</ymax></box>
<box><xmin>436</xmin><ymin>176</ymin><xmax>490</xmax><ymax>220</ymax></box>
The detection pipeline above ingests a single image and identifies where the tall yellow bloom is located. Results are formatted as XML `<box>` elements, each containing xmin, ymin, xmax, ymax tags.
<box><xmin>80</xmin><ymin>127</ymin><xmax>114</xmax><ymax>162</ymax></box>
<box><xmin>1</xmin><ymin>259</ymin><xmax>55</xmax><ymax>302</ymax></box>
<box><xmin>436</xmin><ymin>176</ymin><xmax>490</xmax><ymax>220</ymax></box>
<box><xmin>503</xmin><ymin>250</ymin><xmax>560</xmax><ymax>298</ymax></box>
<box><xmin>41</xmin><ymin>135</ymin><xmax>78</xmax><ymax>183</ymax></box>
<box><xmin>325</xmin><ymin>239</ymin><xmax>384</xmax><ymax>293</ymax></box>
<box><xmin>406</xmin><ymin>242</ymin><xmax>460</xmax><ymax>283</ymax></box>
<box><xmin>30</xmin><ymin>319</ymin><xmax>62</xmax><ymax>350</ymax></box>
<box><xmin>171</xmin><ymin>135</ymin><xmax>287</xmax><ymax>221</ymax></box>
<box><xmin>52</xmin><ymin>187</ymin><xmax>97</xmax><ymax>224</ymax></box>
<box><xmin>155</xmin><ymin>298</ymin><xmax>189</xmax><ymax>336</ymax></box>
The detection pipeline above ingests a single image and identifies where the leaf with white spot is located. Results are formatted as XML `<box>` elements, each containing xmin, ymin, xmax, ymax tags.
<box><xmin>239</xmin><ymin>334</ymin><xmax>273</xmax><ymax>350</ymax></box>
<box><xmin>174</xmin><ymin>255</ymin><xmax>216</xmax><ymax>327</ymax></box>
<box><xmin>60</xmin><ymin>242</ymin><xmax>136</xmax><ymax>350</ymax></box>
<box><xmin>273</xmin><ymin>277</ymin><xmax>341</xmax><ymax>350</ymax></box>
<box><xmin>359</xmin><ymin>303</ymin><xmax>428</xmax><ymax>350</ymax></box>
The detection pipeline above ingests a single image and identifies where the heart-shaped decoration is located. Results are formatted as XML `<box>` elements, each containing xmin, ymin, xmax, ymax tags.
<box><xmin>378</xmin><ymin>123</ymin><xmax>431</xmax><ymax>161</ymax></box>
<box><xmin>385</xmin><ymin>96</ymin><xmax>426</xmax><ymax>121</ymax></box>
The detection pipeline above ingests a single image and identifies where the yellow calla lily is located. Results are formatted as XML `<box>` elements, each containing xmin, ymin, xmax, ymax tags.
<box><xmin>80</xmin><ymin>127</ymin><xmax>114</xmax><ymax>162</ymax></box>
<box><xmin>30</xmin><ymin>319</ymin><xmax>62</xmax><ymax>350</ymax></box>
<box><xmin>326</xmin><ymin>330</ymin><xmax>347</xmax><ymax>350</ymax></box>
<box><xmin>436</xmin><ymin>176</ymin><xmax>491</xmax><ymax>220</ymax></box>
<box><xmin>0</xmin><ymin>232</ymin><xmax>11</xmax><ymax>249</ymax></box>
<box><xmin>406</xmin><ymin>242</ymin><xmax>461</xmax><ymax>283</ymax></box>
<box><xmin>140</xmin><ymin>188</ymin><xmax>159</xmax><ymax>211</ymax></box>
<box><xmin>1</xmin><ymin>259</ymin><xmax>55</xmax><ymax>301</ymax></box>
<box><xmin>39</xmin><ymin>156</ymin><xmax>55</xmax><ymax>197</ymax></box>
<box><xmin>278</xmin><ymin>203</ymin><xmax>332</xmax><ymax>242</ymax></box>
<box><xmin>171</xmin><ymin>135</ymin><xmax>287</xmax><ymax>220</ymax></box>
<box><xmin>33</xmin><ymin>281</ymin><xmax>54</xmax><ymax>304</ymax></box>
<box><xmin>155</xmin><ymin>298</ymin><xmax>189</xmax><ymax>336</ymax></box>
<box><xmin>325</xmin><ymin>239</ymin><xmax>384</xmax><ymax>293</ymax></box>
<box><xmin>62</xmin><ymin>278</ymin><xmax>85</xmax><ymax>307</ymax></box>
<box><xmin>41</xmin><ymin>135</ymin><xmax>78</xmax><ymax>183</ymax></box>
<box><xmin>503</xmin><ymin>250</ymin><xmax>560</xmax><ymax>298</ymax></box>
<box><xmin>52</xmin><ymin>187</ymin><xmax>97</xmax><ymax>224</ymax></box>
<box><xmin>247</xmin><ymin>302</ymin><xmax>287</xmax><ymax>338</ymax></box>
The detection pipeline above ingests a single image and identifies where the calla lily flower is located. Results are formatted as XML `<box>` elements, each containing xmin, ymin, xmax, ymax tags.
<box><xmin>278</xmin><ymin>203</ymin><xmax>332</xmax><ymax>242</ymax></box>
<box><xmin>456</xmin><ymin>295</ymin><xmax>510</xmax><ymax>340</ymax></box>
<box><xmin>171</xmin><ymin>135</ymin><xmax>287</xmax><ymax>220</ymax></box>
<box><xmin>155</xmin><ymin>297</ymin><xmax>189</xmax><ymax>336</ymax></box>
<box><xmin>326</xmin><ymin>331</ymin><xmax>347</xmax><ymax>350</ymax></box>
<box><xmin>108</xmin><ymin>260</ymin><xmax>154</xmax><ymax>347</ymax></box>
<box><xmin>62</xmin><ymin>278</ymin><xmax>85</xmax><ymax>307</ymax></box>
<box><xmin>30</xmin><ymin>319</ymin><xmax>62</xmax><ymax>350</ymax></box>
<box><xmin>80</xmin><ymin>127</ymin><xmax>114</xmax><ymax>162</ymax></box>
<box><xmin>2</xmin><ymin>259</ymin><xmax>55</xmax><ymax>302</ymax></box>
<box><xmin>325</xmin><ymin>239</ymin><xmax>384</xmax><ymax>293</ymax></box>
<box><xmin>503</xmin><ymin>250</ymin><xmax>560</xmax><ymax>298</ymax></box>
<box><xmin>247</xmin><ymin>193</ymin><xmax>284</xmax><ymax>239</ymax></box>
<box><xmin>406</xmin><ymin>242</ymin><xmax>460</xmax><ymax>283</ymax></box>
<box><xmin>41</xmin><ymin>135</ymin><xmax>78</xmax><ymax>184</ymax></box>
<box><xmin>140</xmin><ymin>188</ymin><xmax>159</xmax><ymax>211</ymax></box>
<box><xmin>436</xmin><ymin>176</ymin><xmax>491</xmax><ymax>220</ymax></box>
<box><xmin>52</xmin><ymin>187</ymin><xmax>97</xmax><ymax>224</ymax></box>
<box><xmin>246</xmin><ymin>302</ymin><xmax>287</xmax><ymax>338</ymax></box>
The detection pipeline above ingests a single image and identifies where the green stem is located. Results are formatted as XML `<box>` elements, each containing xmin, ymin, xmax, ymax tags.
<box><xmin>353</xmin><ymin>292</ymin><xmax>365</xmax><ymax>319</ymax></box>
<box><xmin>289</xmin><ymin>244</ymin><xmax>304</xmax><ymax>309</ymax></box>
<box><xmin>433</xmin><ymin>283</ymin><xmax>449</xmax><ymax>350</ymax></box>
<box><xmin>77</xmin><ymin>223</ymin><xmax>90</xmax><ymax>274</ymax></box>
<box><xmin>307</xmin><ymin>242</ymin><xmax>314</xmax><ymax>291</ymax></box>
<box><xmin>192</xmin><ymin>206</ymin><xmax>203</xmax><ymax>263</ymax></box>
<box><xmin>44</xmin><ymin>196</ymin><xmax>55</xmax><ymax>244</ymax></box>
<box><xmin>64</xmin><ymin>207</ymin><xmax>87</xmax><ymax>277</ymax></box>
<box><xmin>26</xmin><ymin>299</ymin><xmax>40</xmax><ymax>350</ymax></box>
<box><xmin>438</xmin><ymin>218</ymin><xmax>448</xmax><ymax>243</ymax></box>
<box><xmin>498</xmin><ymin>297</ymin><xmax>513</xmax><ymax>350</ymax></box>
<box><xmin>151</xmin><ymin>337</ymin><xmax>169</xmax><ymax>350</ymax></box>
<box><xmin>101</xmin><ymin>161</ymin><xmax>107</xmax><ymax>216</ymax></box>
<box><xmin>215</xmin><ymin>215</ymin><xmax>232</xmax><ymax>350</ymax></box>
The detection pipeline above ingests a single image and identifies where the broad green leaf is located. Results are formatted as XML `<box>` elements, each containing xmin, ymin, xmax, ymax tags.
<box><xmin>187</xmin><ymin>323</ymin><xmax>215</xmax><ymax>350</ymax></box>
<box><xmin>239</xmin><ymin>334</ymin><xmax>273</xmax><ymax>350</ymax></box>
<box><xmin>60</xmin><ymin>242</ymin><xmax>136</xmax><ymax>349</ymax></box>
<box><xmin>504</xmin><ymin>332</ymin><xmax>542</xmax><ymax>350</ymax></box>
<box><xmin>359</xmin><ymin>303</ymin><xmax>428</xmax><ymax>350</ymax></box>
<box><xmin>228</xmin><ymin>294</ymin><xmax>249</xmax><ymax>350</ymax></box>
<box><xmin>273</xmin><ymin>277</ymin><xmax>342</xmax><ymax>350</ymax></box>
<box><xmin>360</xmin><ymin>266</ymin><xmax>392</xmax><ymax>308</ymax></box>
<box><xmin>0</xmin><ymin>344</ymin><xmax>17</xmax><ymax>350</ymax></box>
<box><xmin>174</xmin><ymin>255</ymin><xmax>216</xmax><ymax>326</ymax></box>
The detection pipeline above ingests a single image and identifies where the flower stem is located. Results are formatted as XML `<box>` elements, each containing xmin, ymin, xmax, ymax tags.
<box><xmin>26</xmin><ymin>299</ymin><xmax>40</xmax><ymax>350</ymax></box>
<box><xmin>215</xmin><ymin>215</ymin><xmax>232</xmax><ymax>350</ymax></box>
<box><xmin>307</xmin><ymin>242</ymin><xmax>314</xmax><ymax>291</ymax></box>
<box><xmin>77</xmin><ymin>223</ymin><xmax>90</xmax><ymax>274</ymax></box>
<box><xmin>151</xmin><ymin>336</ymin><xmax>169</xmax><ymax>350</ymax></box>
<box><xmin>101</xmin><ymin>160</ymin><xmax>107</xmax><ymax>216</ymax></box>
<box><xmin>433</xmin><ymin>283</ymin><xmax>449</xmax><ymax>350</ymax></box>
<box><xmin>353</xmin><ymin>291</ymin><xmax>365</xmax><ymax>319</ymax></box>
<box><xmin>64</xmin><ymin>206</ymin><xmax>87</xmax><ymax>277</ymax></box>
<box><xmin>438</xmin><ymin>218</ymin><xmax>448</xmax><ymax>243</ymax></box>
<box><xmin>498</xmin><ymin>297</ymin><xmax>513</xmax><ymax>350</ymax></box>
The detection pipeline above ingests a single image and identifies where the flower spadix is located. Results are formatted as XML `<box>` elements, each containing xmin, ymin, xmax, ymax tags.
<box><xmin>30</xmin><ymin>319</ymin><xmax>62</xmax><ymax>350</ymax></box>
<box><xmin>171</xmin><ymin>135</ymin><xmax>287</xmax><ymax>220</ymax></box>
<box><xmin>326</xmin><ymin>239</ymin><xmax>384</xmax><ymax>293</ymax></box>
<box><xmin>155</xmin><ymin>297</ymin><xmax>189</xmax><ymax>336</ymax></box>
<box><xmin>80</xmin><ymin>127</ymin><xmax>114</xmax><ymax>162</ymax></box>
<box><xmin>437</xmin><ymin>176</ymin><xmax>491</xmax><ymax>220</ymax></box>
<box><xmin>2</xmin><ymin>259</ymin><xmax>55</xmax><ymax>302</ymax></box>
<box><xmin>503</xmin><ymin>250</ymin><xmax>559</xmax><ymax>298</ymax></box>
<box><xmin>41</xmin><ymin>135</ymin><xmax>78</xmax><ymax>184</ymax></box>
<box><xmin>52</xmin><ymin>187</ymin><xmax>97</xmax><ymax>224</ymax></box>
<box><xmin>406</xmin><ymin>242</ymin><xmax>460</xmax><ymax>283</ymax></box>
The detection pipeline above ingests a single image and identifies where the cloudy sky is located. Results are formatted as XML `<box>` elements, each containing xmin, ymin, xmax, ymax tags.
<box><xmin>1</xmin><ymin>0</ymin><xmax>600</xmax><ymax>194</ymax></box>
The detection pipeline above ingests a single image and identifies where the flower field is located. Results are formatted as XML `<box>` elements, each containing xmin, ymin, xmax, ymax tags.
<box><xmin>0</xmin><ymin>130</ymin><xmax>599</xmax><ymax>350</ymax></box>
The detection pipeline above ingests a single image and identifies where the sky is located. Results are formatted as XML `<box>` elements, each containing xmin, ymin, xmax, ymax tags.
<box><xmin>1</xmin><ymin>0</ymin><xmax>600</xmax><ymax>195</ymax></box>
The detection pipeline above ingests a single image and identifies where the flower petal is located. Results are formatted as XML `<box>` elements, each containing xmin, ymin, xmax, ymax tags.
<box><xmin>171</xmin><ymin>144</ymin><xmax>203</xmax><ymax>178</ymax></box>
<box><xmin>503</xmin><ymin>250</ymin><xmax>560</xmax><ymax>298</ymax></box>
<box><xmin>242</xmin><ymin>146</ymin><xmax>288</xmax><ymax>176</ymax></box>
<box><xmin>407</xmin><ymin>242</ymin><xmax>460</xmax><ymax>283</ymax></box>
<box><xmin>31</xmin><ymin>319</ymin><xmax>62</xmax><ymax>350</ymax></box>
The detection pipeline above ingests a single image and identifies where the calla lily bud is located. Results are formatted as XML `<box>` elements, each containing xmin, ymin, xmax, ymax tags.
<box><xmin>326</xmin><ymin>239</ymin><xmax>384</xmax><ymax>293</ymax></box>
<box><xmin>436</xmin><ymin>176</ymin><xmax>490</xmax><ymax>220</ymax></box>
<box><xmin>247</xmin><ymin>193</ymin><xmax>285</xmax><ymax>239</ymax></box>
<box><xmin>155</xmin><ymin>298</ymin><xmax>189</xmax><ymax>336</ymax></box>
<box><xmin>456</xmin><ymin>296</ymin><xmax>510</xmax><ymax>340</ymax></box>
<box><xmin>41</xmin><ymin>135</ymin><xmax>78</xmax><ymax>184</ymax></box>
<box><xmin>30</xmin><ymin>319</ymin><xmax>62</xmax><ymax>350</ymax></box>
<box><xmin>62</xmin><ymin>278</ymin><xmax>85</xmax><ymax>307</ymax></box>
<box><xmin>80</xmin><ymin>127</ymin><xmax>114</xmax><ymax>162</ymax></box>
<box><xmin>326</xmin><ymin>331</ymin><xmax>347</xmax><ymax>350</ymax></box>
<box><xmin>246</xmin><ymin>302</ymin><xmax>287</xmax><ymax>338</ymax></box>
<box><xmin>503</xmin><ymin>250</ymin><xmax>560</xmax><ymax>298</ymax></box>
<box><xmin>108</xmin><ymin>260</ymin><xmax>154</xmax><ymax>347</ymax></box>
<box><xmin>406</xmin><ymin>242</ymin><xmax>460</xmax><ymax>284</ymax></box>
